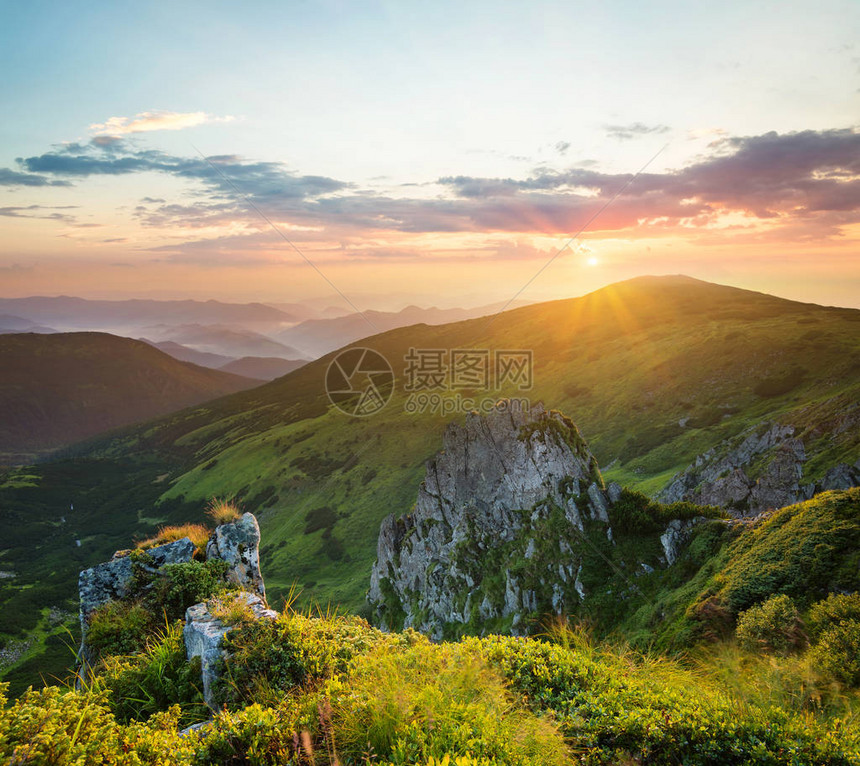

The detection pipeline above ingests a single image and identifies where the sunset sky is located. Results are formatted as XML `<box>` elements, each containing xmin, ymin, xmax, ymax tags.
<box><xmin>1</xmin><ymin>0</ymin><xmax>859</xmax><ymax>309</ymax></box>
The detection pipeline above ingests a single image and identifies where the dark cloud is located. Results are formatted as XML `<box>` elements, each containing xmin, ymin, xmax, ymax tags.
<box><xmin>555</xmin><ymin>141</ymin><xmax>571</xmax><ymax>155</ymax></box>
<box><xmin>0</xmin><ymin>262</ymin><xmax>34</xmax><ymax>273</ymax></box>
<box><xmin>0</xmin><ymin>167</ymin><xmax>72</xmax><ymax>187</ymax></box>
<box><xmin>90</xmin><ymin>135</ymin><xmax>127</xmax><ymax>151</ymax></box>
<box><xmin>433</xmin><ymin>128</ymin><xmax>860</xmax><ymax>235</ymax></box>
<box><xmin>18</xmin><ymin>146</ymin><xmax>349</xmax><ymax>201</ymax></box>
<box><xmin>605</xmin><ymin>122</ymin><xmax>671</xmax><ymax>141</ymax></box>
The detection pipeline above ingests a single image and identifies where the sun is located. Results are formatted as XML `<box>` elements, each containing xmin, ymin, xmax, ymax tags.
<box><xmin>586</xmin><ymin>256</ymin><xmax>600</xmax><ymax>267</ymax></box>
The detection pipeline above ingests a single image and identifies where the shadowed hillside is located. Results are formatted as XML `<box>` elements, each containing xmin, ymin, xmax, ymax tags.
<box><xmin>0</xmin><ymin>332</ymin><xmax>262</xmax><ymax>464</ymax></box>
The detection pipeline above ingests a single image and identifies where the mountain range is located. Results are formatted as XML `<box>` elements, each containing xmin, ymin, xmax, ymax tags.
<box><xmin>1</xmin><ymin>275</ymin><xmax>858</xmax><ymax>690</ymax></box>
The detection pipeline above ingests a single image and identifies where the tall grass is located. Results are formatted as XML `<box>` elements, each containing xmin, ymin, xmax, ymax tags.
<box><xmin>207</xmin><ymin>497</ymin><xmax>241</xmax><ymax>525</ymax></box>
<box><xmin>325</xmin><ymin>641</ymin><xmax>572</xmax><ymax>765</ymax></box>
<box><xmin>135</xmin><ymin>522</ymin><xmax>211</xmax><ymax>553</ymax></box>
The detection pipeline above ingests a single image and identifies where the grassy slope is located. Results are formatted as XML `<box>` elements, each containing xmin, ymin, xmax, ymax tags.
<box><xmin>596</xmin><ymin>488</ymin><xmax>860</xmax><ymax>649</ymax></box>
<box><xmin>2</xmin><ymin>276</ymin><xmax>859</xmax><ymax>685</ymax></box>
<box><xmin>0</xmin><ymin>332</ymin><xmax>261</xmax><ymax>463</ymax></box>
<box><xmin>146</xmin><ymin>276</ymin><xmax>860</xmax><ymax>610</ymax></box>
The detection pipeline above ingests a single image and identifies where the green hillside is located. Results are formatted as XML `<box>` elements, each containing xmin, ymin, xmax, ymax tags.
<box><xmin>2</xmin><ymin>276</ymin><xmax>859</xmax><ymax>687</ymax></box>
<box><xmin>0</xmin><ymin>332</ymin><xmax>261</xmax><ymax>464</ymax></box>
<box><xmin>4</xmin><ymin>491</ymin><xmax>860</xmax><ymax>765</ymax></box>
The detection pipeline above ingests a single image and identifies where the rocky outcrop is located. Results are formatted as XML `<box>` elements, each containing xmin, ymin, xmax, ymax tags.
<box><xmin>368</xmin><ymin>402</ymin><xmax>618</xmax><ymax>637</ymax></box>
<box><xmin>206</xmin><ymin>513</ymin><xmax>266</xmax><ymax>599</ymax></box>
<box><xmin>77</xmin><ymin>512</ymin><xmax>268</xmax><ymax>681</ymax></box>
<box><xmin>184</xmin><ymin>593</ymin><xmax>277</xmax><ymax>709</ymax></box>
<box><xmin>659</xmin><ymin>423</ymin><xmax>860</xmax><ymax>515</ymax></box>
<box><xmin>77</xmin><ymin>538</ymin><xmax>195</xmax><ymax>672</ymax></box>
<box><xmin>78</xmin><ymin>538</ymin><xmax>195</xmax><ymax>622</ymax></box>
<box><xmin>821</xmin><ymin>462</ymin><xmax>860</xmax><ymax>491</ymax></box>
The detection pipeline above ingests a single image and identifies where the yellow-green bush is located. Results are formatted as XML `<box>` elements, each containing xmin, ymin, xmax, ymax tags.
<box><xmin>807</xmin><ymin>592</ymin><xmax>860</xmax><ymax>639</ymax></box>
<box><xmin>86</xmin><ymin>600</ymin><xmax>152</xmax><ymax>661</ymax></box>
<box><xmin>809</xmin><ymin>619</ymin><xmax>860</xmax><ymax>687</ymax></box>
<box><xmin>735</xmin><ymin>594</ymin><xmax>806</xmax><ymax>654</ymax></box>
<box><xmin>324</xmin><ymin>642</ymin><xmax>570</xmax><ymax>766</ymax></box>
<box><xmin>0</xmin><ymin>684</ymin><xmax>197</xmax><ymax>765</ymax></box>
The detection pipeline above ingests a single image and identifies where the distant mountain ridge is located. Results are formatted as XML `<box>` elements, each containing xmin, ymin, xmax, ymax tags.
<box><xmin>139</xmin><ymin>339</ymin><xmax>235</xmax><ymax>369</ymax></box>
<box><xmin>0</xmin><ymin>296</ymin><xmax>297</xmax><ymax>330</ymax></box>
<box><xmin>218</xmin><ymin>357</ymin><xmax>307</xmax><ymax>380</ymax></box>
<box><xmin>141</xmin><ymin>323</ymin><xmax>308</xmax><ymax>361</ymax></box>
<box><xmin>275</xmin><ymin>301</ymin><xmax>528</xmax><ymax>357</ymax></box>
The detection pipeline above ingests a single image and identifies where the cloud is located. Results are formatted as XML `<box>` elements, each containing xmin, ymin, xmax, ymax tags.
<box><xmin>0</xmin><ymin>262</ymin><xmax>34</xmax><ymax>274</ymax></box>
<box><xmin>605</xmin><ymin>122</ymin><xmax>671</xmax><ymax>141</ymax></box>
<box><xmin>555</xmin><ymin>141</ymin><xmax>571</xmax><ymax>155</ymax></box>
<box><xmin>434</xmin><ymin>127</ymin><xmax>860</xmax><ymax>235</ymax></box>
<box><xmin>0</xmin><ymin>167</ymin><xmax>72</xmax><ymax>187</ymax></box>
<box><xmin>0</xmin><ymin>204</ymin><xmax>78</xmax><ymax>222</ymax></box>
<box><xmin>11</xmin><ymin>126</ymin><xmax>860</xmax><ymax>258</ymax></box>
<box><xmin>18</xmin><ymin>144</ymin><xmax>349</xmax><ymax>202</ymax></box>
<box><xmin>89</xmin><ymin>110</ymin><xmax>235</xmax><ymax>136</ymax></box>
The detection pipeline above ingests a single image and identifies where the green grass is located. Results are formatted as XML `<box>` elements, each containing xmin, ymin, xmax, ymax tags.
<box><xmin>5</xmin><ymin>608</ymin><xmax>860</xmax><ymax>765</ymax></box>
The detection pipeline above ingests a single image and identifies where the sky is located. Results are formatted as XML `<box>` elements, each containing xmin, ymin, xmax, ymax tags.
<box><xmin>1</xmin><ymin>0</ymin><xmax>859</xmax><ymax>310</ymax></box>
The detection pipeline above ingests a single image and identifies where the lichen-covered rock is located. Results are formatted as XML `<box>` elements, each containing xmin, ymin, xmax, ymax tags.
<box><xmin>660</xmin><ymin>518</ymin><xmax>705</xmax><ymax>566</ymax></box>
<box><xmin>821</xmin><ymin>461</ymin><xmax>860</xmax><ymax>491</ymax></box>
<box><xmin>206</xmin><ymin>513</ymin><xmax>265</xmax><ymax>599</ymax></box>
<box><xmin>78</xmin><ymin>537</ymin><xmax>196</xmax><ymax>623</ymax></box>
<box><xmin>368</xmin><ymin>401</ymin><xmax>615</xmax><ymax>638</ymax></box>
<box><xmin>659</xmin><ymin>422</ymin><xmax>859</xmax><ymax>515</ymax></box>
<box><xmin>76</xmin><ymin>537</ymin><xmax>195</xmax><ymax>677</ymax></box>
<box><xmin>184</xmin><ymin>593</ymin><xmax>277</xmax><ymax>709</ymax></box>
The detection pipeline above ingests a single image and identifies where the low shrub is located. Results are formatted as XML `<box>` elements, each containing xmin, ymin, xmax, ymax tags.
<box><xmin>95</xmin><ymin>621</ymin><xmax>207</xmax><ymax>726</ymax></box>
<box><xmin>215</xmin><ymin>612</ymin><xmax>401</xmax><ymax>708</ymax></box>
<box><xmin>607</xmin><ymin>488</ymin><xmax>723</xmax><ymax>535</ymax></box>
<box><xmin>809</xmin><ymin>620</ymin><xmax>860</xmax><ymax>687</ymax></box>
<box><xmin>754</xmin><ymin>366</ymin><xmax>806</xmax><ymax>398</ymax></box>
<box><xmin>324</xmin><ymin>642</ymin><xmax>570</xmax><ymax>766</ymax></box>
<box><xmin>0</xmin><ymin>683</ymin><xmax>196</xmax><ymax>765</ymax></box>
<box><xmin>475</xmin><ymin>634</ymin><xmax>858</xmax><ymax>764</ymax></box>
<box><xmin>736</xmin><ymin>594</ymin><xmax>805</xmax><ymax>655</ymax></box>
<box><xmin>86</xmin><ymin>600</ymin><xmax>152</xmax><ymax>661</ymax></box>
<box><xmin>807</xmin><ymin>592</ymin><xmax>860</xmax><ymax>639</ymax></box>
<box><xmin>145</xmin><ymin>559</ymin><xmax>232</xmax><ymax>618</ymax></box>
<box><xmin>209</xmin><ymin>593</ymin><xmax>257</xmax><ymax>626</ymax></box>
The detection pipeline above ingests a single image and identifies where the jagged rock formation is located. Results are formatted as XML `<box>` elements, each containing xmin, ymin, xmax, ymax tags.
<box><xmin>368</xmin><ymin>402</ymin><xmax>619</xmax><ymax>638</ymax></box>
<box><xmin>184</xmin><ymin>593</ymin><xmax>277</xmax><ymax>709</ymax></box>
<box><xmin>660</xmin><ymin>422</ymin><xmax>860</xmax><ymax>515</ymax></box>
<box><xmin>206</xmin><ymin>513</ymin><xmax>266</xmax><ymax>599</ymax></box>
